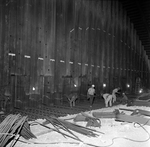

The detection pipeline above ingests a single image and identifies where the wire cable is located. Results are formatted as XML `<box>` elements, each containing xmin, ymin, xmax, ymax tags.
<box><xmin>11</xmin><ymin>121</ymin><xmax>150</xmax><ymax>147</ymax></box>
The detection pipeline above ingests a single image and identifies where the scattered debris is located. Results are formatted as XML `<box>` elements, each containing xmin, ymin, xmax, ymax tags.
<box><xmin>10</xmin><ymin>105</ymin><xmax>150</xmax><ymax>147</ymax></box>
<box><xmin>44</xmin><ymin>115</ymin><xmax>103</xmax><ymax>138</ymax></box>
<box><xmin>74</xmin><ymin>112</ymin><xmax>101</xmax><ymax>127</ymax></box>
<box><xmin>92</xmin><ymin>107</ymin><xmax>150</xmax><ymax>126</ymax></box>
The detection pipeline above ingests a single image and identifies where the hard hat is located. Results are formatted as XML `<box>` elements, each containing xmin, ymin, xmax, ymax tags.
<box><xmin>92</xmin><ymin>84</ymin><xmax>95</xmax><ymax>87</ymax></box>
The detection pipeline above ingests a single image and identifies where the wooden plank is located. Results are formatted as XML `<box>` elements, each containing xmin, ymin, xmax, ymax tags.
<box><xmin>130</xmin><ymin>24</ymin><xmax>134</xmax><ymax>92</ymax></box>
<box><xmin>108</xmin><ymin>1</ymin><xmax>114</xmax><ymax>91</ymax></box>
<box><xmin>19</xmin><ymin>0</ymin><xmax>26</xmax><ymax>76</ymax></box>
<box><xmin>5</xmin><ymin>1</ymin><xmax>17</xmax><ymax>109</ymax></box>
<box><xmin>74</xmin><ymin>0</ymin><xmax>80</xmax><ymax>82</ymax></box>
<box><xmin>90</xmin><ymin>1</ymin><xmax>97</xmax><ymax>87</ymax></box>
<box><xmin>15</xmin><ymin>0</ymin><xmax>22</xmax><ymax>75</ymax></box>
<box><xmin>62</xmin><ymin>0</ymin><xmax>75</xmax><ymax>96</ymax></box>
<box><xmin>78</xmin><ymin>0</ymin><xmax>90</xmax><ymax>98</ymax></box>
<box><xmin>43</xmin><ymin>0</ymin><xmax>56</xmax><ymax>104</ymax></box>
<box><xmin>117</xmin><ymin>2</ymin><xmax>122</xmax><ymax>89</ymax></box>
<box><xmin>14</xmin><ymin>0</ymin><xmax>25</xmax><ymax>108</ymax></box>
<box><xmin>126</xmin><ymin>17</ymin><xmax>131</xmax><ymax>90</ymax></box>
<box><xmin>78</xmin><ymin>1</ymin><xmax>87</xmax><ymax>98</ymax></box>
<box><xmin>28</xmin><ymin>0</ymin><xmax>38</xmax><ymax>108</ymax></box>
<box><xmin>44</xmin><ymin>0</ymin><xmax>55</xmax><ymax>76</ymax></box>
<box><xmin>139</xmin><ymin>41</ymin><xmax>142</xmax><ymax>78</ymax></box>
<box><xmin>121</xmin><ymin>10</ymin><xmax>126</xmax><ymax>83</ymax></box>
<box><xmin>35</xmin><ymin>0</ymin><xmax>44</xmax><ymax>106</ymax></box>
<box><xmin>65</xmin><ymin>0</ymin><xmax>74</xmax><ymax>78</ymax></box>
<box><xmin>141</xmin><ymin>46</ymin><xmax>144</xmax><ymax>80</ymax></box>
<box><xmin>92</xmin><ymin>111</ymin><xmax>118</xmax><ymax>118</ymax></box>
<box><xmin>113</xmin><ymin>1</ymin><xmax>119</xmax><ymax>88</ymax></box>
<box><xmin>124</xmin><ymin>13</ymin><xmax>128</xmax><ymax>91</ymax></box>
<box><xmin>8</xmin><ymin>1</ymin><xmax>17</xmax><ymax>75</ymax></box>
<box><xmin>55</xmin><ymin>0</ymin><xmax>65</xmax><ymax>95</ymax></box>
<box><xmin>31</xmin><ymin>0</ymin><xmax>38</xmax><ymax>88</ymax></box>
<box><xmin>133</xmin><ymin>29</ymin><xmax>137</xmax><ymax>93</ymax></box>
<box><xmin>97</xmin><ymin>1</ymin><xmax>104</xmax><ymax>91</ymax></box>
<box><xmin>77</xmin><ymin>0</ymin><xmax>86</xmax><ymax>95</ymax></box>
<box><xmin>124</xmin><ymin>16</ymin><xmax>130</xmax><ymax>92</ymax></box>
<box><xmin>0</xmin><ymin>1</ymin><xmax>4</xmax><ymax>85</ymax></box>
<box><xmin>136</xmin><ymin>35</ymin><xmax>140</xmax><ymax>77</ymax></box>
<box><xmin>119</xmin><ymin>108</ymin><xmax>150</xmax><ymax>117</ymax></box>
<box><xmin>105</xmin><ymin>1</ymin><xmax>111</xmax><ymax>92</ymax></box>
<box><xmin>116</xmin><ymin>113</ymin><xmax>150</xmax><ymax>126</ymax></box>
<box><xmin>86</xmin><ymin>4</ymin><xmax>93</xmax><ymax>85</ymax></box>
<box><xmin>102</xmin><ymin>0</ymin><xmax>108</xmax><ymax>92</ymax></box>
<box><xmin>93</xmin><ymin>18</ymin><xmax>100</xmax><ymax>92</ymax></box>
<box><xmin>127</xmin><ymin>21</ymin><xmax>132</xmax><ymax>93</ymax></box>
<box><xmin>36</xmin><ymin>0</ymin><xmax>44</xmax><ymax>77</ymax></box>
<box><xmin>132</xmin><ymin>100</ymin><xmax>150</xmax><ymax>107</ymax></box>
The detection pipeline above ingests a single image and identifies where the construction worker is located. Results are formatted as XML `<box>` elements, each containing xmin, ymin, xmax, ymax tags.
<box><xmin>121</xmin><ymin>92</ymin><xmax>128</xmax><ymax>104</ymax></box>
<box><xmin>112</xmin><ymin>87</ymin><xmax>121</xmax><ymax>103</ymax></box>
<box><xmin>65</xmin><ymin>93</ymin><xmax>78</xmax><ymax>108</ymax></box>
<box><xmin>69</xmin><ymin>93</ymin><xmax>78</xmax><ymax>108</ymax></box>
<box><xmin>87</xmin><ymin>84</ymin><xmax>95</xmax><ymax>108</ymax></box>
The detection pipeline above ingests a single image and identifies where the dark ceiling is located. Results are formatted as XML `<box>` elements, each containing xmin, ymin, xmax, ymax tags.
<box><xmin>119</xmin><ymin>0</ymin><xmax>150</xmax><ymax>59</ymax></box>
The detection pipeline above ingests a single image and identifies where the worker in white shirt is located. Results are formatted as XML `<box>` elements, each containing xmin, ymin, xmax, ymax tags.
<box><xmin>112</xmin><ymin>87</ymin><xmax>121</xmax><ymax>103</ymax></box>
<box><xmin>87</xmin><ymin>84</ymin><xmax>96</xmax><ymax>108</ymax></box>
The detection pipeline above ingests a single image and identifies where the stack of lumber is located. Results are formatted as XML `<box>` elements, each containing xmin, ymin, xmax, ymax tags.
<box><xmin>0</xmin><ymin>114</ymin><xmax>36</xmax><ymax>147</ymax></box>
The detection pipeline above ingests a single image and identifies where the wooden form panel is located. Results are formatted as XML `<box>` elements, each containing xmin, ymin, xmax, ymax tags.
<box><xmin>98</xmin><ymin>1</ymin><xmax>104</xmax><ymax>92</ymax></box>
<box><xmin>118</xmin><ymin>3</ymin><xmax>126</xmax><ymax>91</ymax></box>
<box><xmin>0</xmin><ymin>0</ymin><xmax>150</xmax><ymax>108</ymax></box>
<box><xmin>117</xmin><ymin>2</ymin><xmax>122</xmax><ymax>89</ymax></box>
<box><xmin>55</xmin><ymin>0</ymin><xmax>65</xmax><ymax>93</ymax></box>
<box><xmin>0</xmin><ymin>1</ymin><xmax>4</xmax><ymax>86</ymax></box>
<box><xmin>110</xmin><ymin>1</ymin><xmax>115</xmax><ymax>91</ymax></box>
<box><xmin>113</xmin><ymin>1</ymin><xmax>119</xmax><ymax>88</ymax></box>
<box><xmin>130</xmin><ymin>27</ymin><xmax>134</xmax><ymax>88</ymax></box>
<box><xmin>125</xmin><ymin>17</ymin><xmax>132</xmax><ymax>92</ymax></box>
<box><xmin>103</xmin><ymin>1</ymin><xmax>111</xmax><ymax>92</ymax></box>
<box><xmin>90</xmin><ymin>2</ymin><xmax>97</xmax><ymax>88</ymax></box>
<box><xmin>121</xmin><ymin>10</ymin><xmax>128</xmax><ymax>92</ymax></box>
<box><xmin>130</xmin><ymin>24</ymin><xmax>135</xmax><ymax>91</ymax></box>
<box><xmin>0</xmin><ymin>1</ymin><xmax>10</xmax><ymax>86</ymax></box>
<box><xmin>98</xmin><ymin>0</ymin><xmax>110</xmax><ymax>93</ymax></box>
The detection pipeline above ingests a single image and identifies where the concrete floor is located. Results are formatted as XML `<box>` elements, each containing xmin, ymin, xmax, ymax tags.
<box><xmin>0</xmin><ymin>94</ymin><xmax>138</xmax><ymax>122</ymax></box>
<box><xmin>61</xmin><ymin>93</ymin><xmax>137</xmax><ymax>111</ymax></box>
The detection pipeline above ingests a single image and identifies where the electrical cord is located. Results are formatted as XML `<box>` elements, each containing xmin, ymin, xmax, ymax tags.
<box><xmin>9</xmin><ymin>120</ymin><xmax>150</xmax><ymax>147</ymax></box>
<box><xmin>1</xmin><ymin>116</ymin><xmax>149</xmax><ymax>147</ymax></box>
<box><xmin>134</xmin><ymin>118</ymin><xmax>150</xmax><ymax>128</ymax></box>
<box><xmin>1</xmin><ymin>123</ymin><xmax>150</xmax><ymax>147</ymax></box>
<box><xmin>102</xmin><ymin>122</ymin><xmax>150</xmax><ymax>147</ymax></box>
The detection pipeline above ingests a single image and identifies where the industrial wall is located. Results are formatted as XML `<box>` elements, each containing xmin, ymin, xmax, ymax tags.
<box><xmin>0</xmin><ymin>0</ymin><xmax>150</xmax><ymax>108</ymax></box>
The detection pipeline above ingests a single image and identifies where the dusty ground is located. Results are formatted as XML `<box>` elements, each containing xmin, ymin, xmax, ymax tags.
<box><xmin>9</xmin><ymin>104</ymin><xmax>150</xmax><ymax>147</ymax></box>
